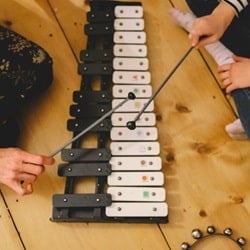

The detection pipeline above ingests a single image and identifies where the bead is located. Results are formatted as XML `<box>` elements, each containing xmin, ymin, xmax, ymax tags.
<box><xmin>223</xmin><ymin>227</ymin><xmax>233</xmax><ymax>236</ymax></box>
<box><xmin>127</xmin><ymin>121</ymin><xmax>136</xmax><ymax>130</ymax></box>
<box><xmin>191</xmin><ymin>229</ymin><xmax>203</xmax><ymax>239</ymax></box>
<box><xmin>181</xmin><ymin>226</ymin><xmax>246</xmax><ymax>250</ymax></box>
<box><xmin>207</xmin><ymin>226</ymin><xmax>216</xmax><ymax>234</ymax></box>
<box><xmin>180</xmin><ymin>242</ymin><xmax>190</xmax><ymax>250</ymax></box>
<box><xmin>128</xmin><ymin>92</ymin><xmax>136</xmax><ymax>100</ymax></box>
<box><xmin>237</xmin><ymin>237</ymin><xmax>246</xmax><ymax>246</ymax></box>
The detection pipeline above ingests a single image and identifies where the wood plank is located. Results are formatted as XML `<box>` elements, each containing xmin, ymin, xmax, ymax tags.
<box><xmin>170</xmin><ymin>1</ymin><xmax>237</xmax><ymax>114</ymax></box>
<box><xmin>159</xmin><ymin>1</ymin><xmax>250</xmax><ymax>249</ymax></box>
<box><xmin>1</xmin><ymin>0</ymin><xmax>250</xmax><ymax>249</ymax></box>
<box><xmin>46</xmin><ymin>0</ymin><xmax>250</xmax><ymax>249</ymax></box>
<box><xmin>0</xmin><ymin>191</ymin><xmax>24</xmax><ymax>250</ymax></box>
<box><xmin>0</xmin><ymin>1</ymin><xmax>169</xmax><ymax>250</ymax></box>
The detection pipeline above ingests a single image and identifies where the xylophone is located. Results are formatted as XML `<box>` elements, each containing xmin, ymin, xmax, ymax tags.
<box><xmin>51</xmin><ymin>0</ymin><xmax>168</xmax><ymax>223</ymax></box>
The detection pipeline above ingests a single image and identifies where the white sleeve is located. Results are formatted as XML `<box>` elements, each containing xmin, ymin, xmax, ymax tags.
<box><xmin>222</xmin><ymin>0</ymin><xmax>249</xmax><ymax>16</ymax></box>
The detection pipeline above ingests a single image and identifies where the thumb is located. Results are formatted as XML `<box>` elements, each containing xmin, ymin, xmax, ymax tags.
<box><xmin>41</xmin><ymin>155</ymin><xmax>55</xmax><ymax>165</ymax></box>
<box><xmin>24</xmin><ymin>183</ymin><xmax>33</xmax><ymax>195</ymax></box>
<box><xmin>189</xmin><ymin>33</ymin><xmax>199</xmax><ymax>47</ymax></box>
<box><xmin>232</xmin><ymin>54</ymin><xmax>248</xmax><ymax>62</ymax></box>
<box><xmin>11</xmin><ymin>181</ymin><xmax>27</xmax><ymax>195</ymax></box>
<box><xmin>12</xmin><ymin>181</ymin><xmax>33</xmax><ymax>195</ymax></box>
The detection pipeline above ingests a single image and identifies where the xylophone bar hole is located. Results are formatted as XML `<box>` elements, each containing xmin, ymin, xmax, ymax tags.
<box><xmin>78</xmin><ymin>133</ymin><xmax>98</xmax><ymax>148</ymax></box>
<box><xmin>89</xmin><ymin>76</ymin><xmax>102</xmax><ymax>91</ymax></box>
<box><xmin>73</xmin><ymin>177</ymin><xmax>97</xmax><ymax>194</ymax></box>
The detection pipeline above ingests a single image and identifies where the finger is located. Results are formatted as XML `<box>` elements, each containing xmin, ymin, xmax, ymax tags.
<box><xmin>18</xmin><ymin>173</ymin><xmax>37</xmax><ymax>183</ymax></box>
<box><xmin>24</xmin><ymin>183</ymin><xmax>33</xmax><ymax>195</ymax></box>
<box><xmin>218</xmin><ymin>71</ymin><xmax>230</xmax><ymax>81</ymax></box>
<box><xmin>218</xmin><ymin>64</ymin><xmax>231</xmax><ymax>73</ymax></box>
<box><xmin>226</xmin><ymin>83</ymin><xmax>236</xmax><ymax>93</ymax></box>
<box><xmin>221</xmin><ymin>78</ymin><xmax>231</xmax><ymax>88</ymax></box>
<box><xmin>196</xmin><ymin>36</ymin><xmax>213</xmax><ymax>48</ymax></box>
<box><xmin>42</xmin><ymin>155</ymin><xmax>55</xmax><ymax>165</ymax></box>
<box><xmin>232</xmin><ymin>54</ymin><xmax>248</xmax><ymax>62</ymax></box>
<box><xmin>189</xmin><ymin>33</ymin><xmax>199</xmax><ymax>47</ymax></box>
<box><xmin>20</xmin><ymin>151</ymin><xmax>55</xmax><ymax>166</ymax></box>
<box><xmin>21</xmin><ymin>162</ymin><xmax>45</xmax><ymax>176</ymax></box>
<box><xmin>9</xmin><ymin>181</ymin><xmax>32</xmax><ymax>195</ymax></box>
<box><xmin>193</xmin><ymin>34</ymin><xmax>217</xmax><ymax>48</ymax></box>
<box><xmin>23</xmin><ymin>155</ymin><xmax>55</xmax><ymax>166</ymax></box>
<box><xmin>19</xmin><ymin>183</ymin><xmax>33</xmax><ymax>195</ymax></box>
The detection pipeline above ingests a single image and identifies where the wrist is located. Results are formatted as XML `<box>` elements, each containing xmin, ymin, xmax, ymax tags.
<box><xmin>212</xmin><ymin>1</ymin><xmax>235</xmax><ymax>27</ymax></box>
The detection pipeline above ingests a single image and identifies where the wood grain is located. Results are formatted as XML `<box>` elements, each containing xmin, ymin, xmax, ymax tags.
<box><xmin>0</xmin><ymin>0</ymin><xmax>250</xmax><ymax>249</ymax></box>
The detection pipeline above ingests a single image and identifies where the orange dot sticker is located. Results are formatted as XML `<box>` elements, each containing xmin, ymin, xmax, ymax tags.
<box><xmin>142</xmin><ymin>175</ymin><xmax>148</xmax><ymax>182</ymax></box>
<box><xmin>132</xmin><ymin>74</ymin><xmax>138</xmax><ymax>81</ymax></box>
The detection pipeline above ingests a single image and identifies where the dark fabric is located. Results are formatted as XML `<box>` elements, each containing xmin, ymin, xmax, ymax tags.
<box><xmin>0</xmin><ymin>118</ymin><xmax>20</xmax><ymax>147</ymax></box>
<box><xmin>0</xmin><ymin>25</ymin><xmax>53</xmax><ymax>147</ymax></box>
<box><xmin>186</xmin><ymin>0</ymin><xmax>250</xmax><ymax>138</ymax></box>
<box><xmin>186</xmin><ymin>0</ymin><xmax>250</xmax><ymax>57</ymax></box>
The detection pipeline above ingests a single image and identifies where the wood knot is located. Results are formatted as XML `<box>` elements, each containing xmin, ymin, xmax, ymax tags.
<box><xmin>2</xmin><ymin>20</ymin><xmax>12</xmax><ymax>28</ymax></box>
<box><xmin>166</xmin><ymin>152</ymin><xmax>175</xmax><ymax>163</ymax></box>
<box><xmin>164</xmin><ymin>148</ymin><xmax>175</xmax><ymax>166</ymax></box>
<box><xmin>175</xmin><ymin>103</ymin><xmax>191</xmax><ymax>113</ymax></box>
<box><xmin>199</xmin><ymin>209</ymin><xmax>207</xmax><ymax>217</ymax></box>
<box><xmin>156</xmin><ymin>114</ymin><xmax>162</xmax><ymax>121</ymax></box>
<box><xmin>192</xmin><ymin>143</ymin><xmax>214</xmax><ymax>154</ymax></box>
<box><xmin>229</xmin><ymin>195</ymin><xmax>244</xmax><ymax>204</ymax></box>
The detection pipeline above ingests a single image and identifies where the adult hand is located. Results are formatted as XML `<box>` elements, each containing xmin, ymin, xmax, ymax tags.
<box><xmin>0</xmin><ymin>148</ymin><xmax>55</xmax><ymax>195</ymax></box>
<box><xmin>218</xmin><ymin>55</ymin><xmax>250</xmax><ymax>93</ymax></box>
<box><xmin>189</xmin><ymin>2</ymin><xmax>235</xmax><ymax>47</ymax></box>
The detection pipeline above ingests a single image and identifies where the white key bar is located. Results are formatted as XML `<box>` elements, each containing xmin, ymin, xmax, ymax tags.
<box><xmin>114</xmin><ymin>31</ymin><xmax>146</xmax><ymax>44</ymax></box>
<box><xmin>107</xmin><ymin>187</ymin><xmax>166</xmax><ymax>201</ymax></box>
<box><xmin>113</xmin><ymin>44</ymin><xmax>147</xmax><ymax>57</ymax></box>
<box><xmin>110</xmin><ymin>156</ymin><xmax>162</xmax><ymax>170</ymax></box>
<box><xmin>115</xmin><ymin>6</ymin><xmax>143</xmax><ymax>18</ymax></box>
<box><xmin>113</xmin><ymin>58</ymin><xmax>149</xmax><ymax>70</ymax></box>
<box><xmin>113</xmin><ymin>71</ymin><xmax>151</xmax><ymax>84</ymax></box>
<box><xmin>111</xmin><ymin>113</ymin><xmax>156</xmax><ymax>126</ymax></box>
<box><xmin>110</xmin><ymin>142</ymin><xmax>160</xmax><ymax>155</ymax></box>
<box><xmin>114</xmin><ymin>19</ymin><xmax>144</xmax><ymax>31</ymax></box>
<box><xmin>113</xmin><ymin>85</ymin><xmax>152</xmax><ymax>98</ymax></box>
<box><xmin>112</xmin><ymin>99</ymin><xmax>154</xmax><ymax>112</ymax></box>
<box><xmin>108</xmin><ymin>172</ymin><xmax>164</xmax><ymax>186</ymax></box>
<box><xmin>111</xmin><ymin>127</ymin><xmax>158</xmax><ymax>141</ymax></box>
<box><xmin>106</xmin><ymin>202</ymin><xmax>168</xmax><ymax>217</ymax></box>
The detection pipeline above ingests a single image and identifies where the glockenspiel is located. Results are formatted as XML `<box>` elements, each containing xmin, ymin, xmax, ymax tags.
<box><xmin>52</xmin><ymin>0</ymin><xmax>168</xmax><ymax>223</ymax></box>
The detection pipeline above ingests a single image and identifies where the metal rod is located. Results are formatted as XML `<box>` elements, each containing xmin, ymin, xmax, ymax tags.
<box><xmin>50</xmin><ymin>46</ymin><xmax>193</xmax><ymax>156</ymax></box>
<box><xmin>50</xmin><ymin>95</ymin><xmax>132</xmax><ymax>157</ymax></box>
<box><xmin>132</xmin><ymin>46</ymin><xmax>193</xmax><ymax>124</ymax></box>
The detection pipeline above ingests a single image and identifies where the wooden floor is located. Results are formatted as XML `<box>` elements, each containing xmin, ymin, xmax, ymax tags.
<box><xmin>1</xmin><ymin>0</ymin><xmax>250</xmax><ymax>249</ymax></box>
